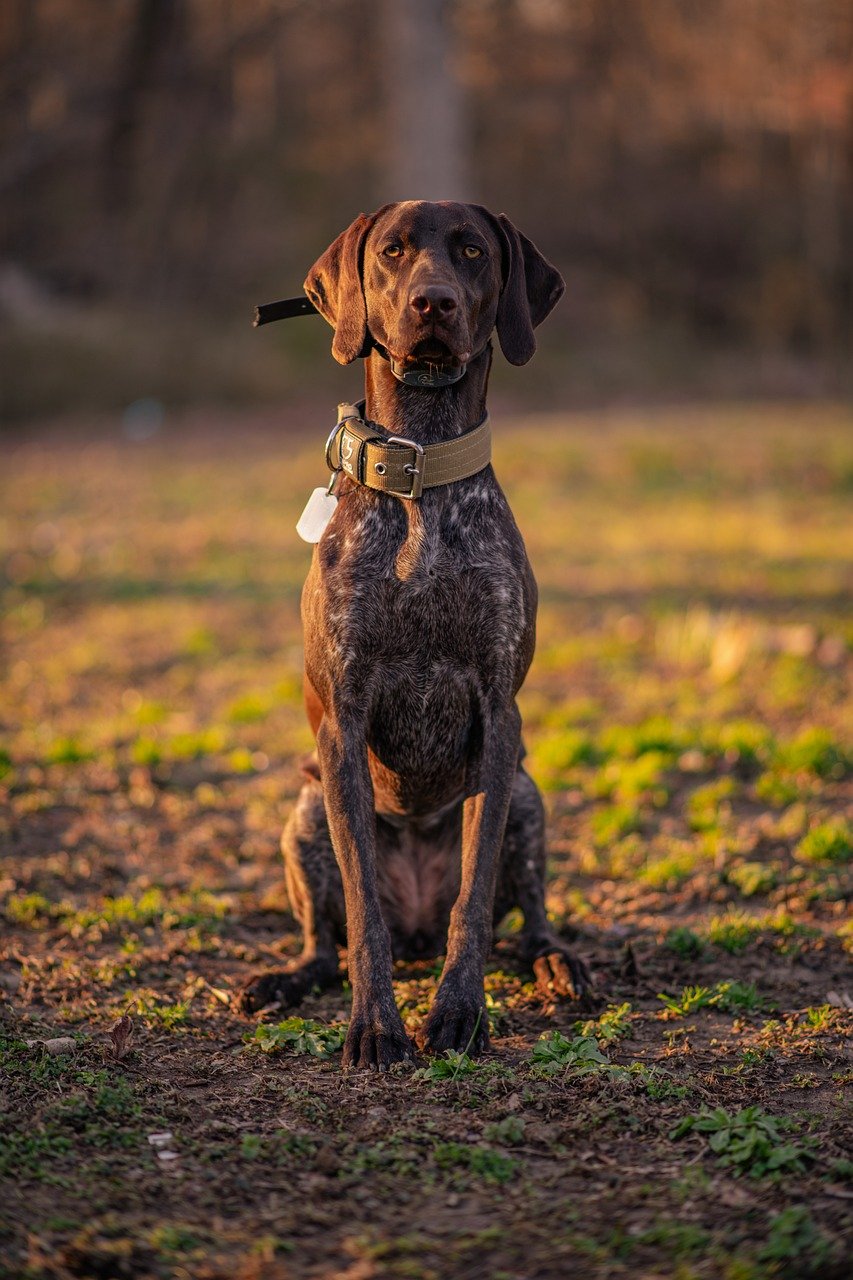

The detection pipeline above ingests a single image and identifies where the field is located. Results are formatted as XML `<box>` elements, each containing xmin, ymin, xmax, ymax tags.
<box><xmin>1</xmin><ymin>402</ymin><xmax>851</xmax><ymax>1279</ymax></box>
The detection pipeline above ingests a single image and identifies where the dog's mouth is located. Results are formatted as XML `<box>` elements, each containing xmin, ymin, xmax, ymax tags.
<box><xmin>399</xmin><ymin>337</ymin><xmax>469</xmax><ymax>369</ymax></box>
<box><xmin>382</xmin><ymin>336</ymin><xmax>473</xmax><ymax>388</ymax></box>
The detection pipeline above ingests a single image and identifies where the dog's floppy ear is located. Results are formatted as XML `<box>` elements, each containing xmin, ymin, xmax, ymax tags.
<box><xmin>491</xmin><ymin>213</ymin><xmax>565</xmax><ymax>366</ymax></box>
<box><xmin>304</xmin><ymin>209</ymin><xmax>388</xmax><ymax>365</ymax></box>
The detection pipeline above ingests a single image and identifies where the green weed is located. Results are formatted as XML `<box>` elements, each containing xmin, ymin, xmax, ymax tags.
<box><xmin>726</xmin><ymin>860</ymin><xmax>777</xmax><ymax>897</ymax></box>
<box><xmin>591</xmin><ymin>803</ymin><xmax>642</xmax><ymax>847</ymax></box>
<box><xmin>414</xmin><ymin>1050</ymin><xmax>479</xmax><ymax>1083</ymax></box>
<box><xmin>665</xmin><ymin>926</ymin><xmax>704</xmax><ymax>959</ymax></box>
<box><xmin>131</xmin><ymin>992</ymin><xmax>190</xmax><ymax>1028</ymax></box>
<box><xmin>796</xmin><ymin>818</ymin><xmax>852</xmax><ymax>865</ymax></box>
<box><xmin>529</xmin><ymin>1031</ymin><xmax>621</xmax><ymax>1079</ymax></box>
<box><xmin>774</xmin><ymin>727</ymin><xmax>848</xmax><ymax>779</ymax></box>
<box><xmin>686</xmin><ymin>778</ymin><xmax>737</xmax><ymax>831</ymax></box>
<box><xmin>658</xmin><ymin>981</ymin><xmax>763</xmax><ymax>1018</ymax></box>
<box><xmin>576</xmin><ymin>1002</ymin><xmax>633</xmax><ymax>1042</ymax></box>
<box><xmin>671</xmin><ymin>1106</ymin><xmax>812</xmax><ymax>1178</ymax></box>
<box><xmin>433</xmin><ymin>1142</ymin><xmax>517</xmax><ymax>1184</ymax></box>
<box><xmin>757</xmin><ymin>1206</ymin><xmax>829</xmax><ymax>1270</ymax></box>
<box><xmin>246</xmin><ymin>1017</ymin><xmax>346</xmax><ymax>1058</ymax></box>
<box><xmin>482</xmin><ymin>1116</ymin><xmax>526</xmax><ymax>1145</ymax></box>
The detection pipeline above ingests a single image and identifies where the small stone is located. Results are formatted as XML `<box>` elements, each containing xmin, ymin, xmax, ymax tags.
<box><xmin>147</xmin><ymin>1132</ymin><xmax>174</xmax><ymax>1147</ymax></box>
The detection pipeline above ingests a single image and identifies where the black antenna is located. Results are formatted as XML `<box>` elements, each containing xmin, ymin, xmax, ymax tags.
<box><xmin>253</xmin><ymin>296</ymin><xmax>319</xmax><ymax>327</ymax></box>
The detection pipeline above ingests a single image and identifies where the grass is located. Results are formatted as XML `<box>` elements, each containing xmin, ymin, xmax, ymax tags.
<box><xmin>0</xmin><ymin>403</ymin><xmax>850</xmax><ymax>1278</ymax></box>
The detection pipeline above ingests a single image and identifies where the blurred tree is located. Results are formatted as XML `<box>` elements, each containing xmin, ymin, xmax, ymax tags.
<box><xmin>381</xmin><ymin>0</ymin><xmax>468</xmax><ymax>200</ymax></box>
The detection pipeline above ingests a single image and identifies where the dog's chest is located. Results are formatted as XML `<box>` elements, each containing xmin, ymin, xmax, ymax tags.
<box><xmin>314</xmin><ymin>479</ymin><xmax>532</xmax><ymax>681</ymax></box>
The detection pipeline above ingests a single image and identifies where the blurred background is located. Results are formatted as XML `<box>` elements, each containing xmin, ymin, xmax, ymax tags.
<box><xmin>1</xmin><ymin>0</ymin><xmax>851</xmax><ymax>423</ymax></box>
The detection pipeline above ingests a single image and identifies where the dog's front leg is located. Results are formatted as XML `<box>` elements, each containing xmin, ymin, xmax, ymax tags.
<box><xmin>418</xmin><ymin>704</ymin><xmax>521</xmax><ymax>1057</ymax></box>
<box><xmin>316</xmin><ymin>715</ymin><xmax>413</xmax><ymax>1070</ymax></box>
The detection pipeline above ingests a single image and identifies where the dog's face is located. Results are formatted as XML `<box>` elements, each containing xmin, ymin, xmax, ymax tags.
<box><xmin>304</xmin><ymin>200</ymin><xmax>565</xmax><ymax>370</ymax></box>
<box><xmin>360</xmin><ymin>201</ymin><xmax>504</xmax><ymax>375</ymax></box>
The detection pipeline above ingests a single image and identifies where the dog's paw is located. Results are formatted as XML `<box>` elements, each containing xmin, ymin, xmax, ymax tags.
<box><xmin>342</xmin><ymin>1014</ymin><xmax>414</xmax><ymax>1071</ymax></box>
<box><xmin>418</xmin><ymin>991</ymin><xmax>490</xmax><ymax>1057</ymax></box>
<box><xmin>238</xmin><ymin>969</ymin><xmax>309</xmax><ymax>1015</ymax></box>
<box><xmin>532</xmin><ymin>947</ymin><xmax>594</xmax><ymax>1005</ymax></box>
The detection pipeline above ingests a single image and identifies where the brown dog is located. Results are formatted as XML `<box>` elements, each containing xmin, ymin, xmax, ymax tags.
<box><xmin>243</xmin><ymin>201</ymin><xmax>590</xmax><ymax>1068</ymax></box>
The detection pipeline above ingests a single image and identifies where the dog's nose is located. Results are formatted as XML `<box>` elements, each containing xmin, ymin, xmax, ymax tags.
<box><xmin>409</xmin><ymin>286</ymin><xmax>458</xmax><ymax>317</ymax></box>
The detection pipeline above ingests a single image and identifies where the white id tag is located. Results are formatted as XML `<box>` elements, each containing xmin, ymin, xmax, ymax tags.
<box><xmin>296</xmin><ymin>488</ymin><xmax>338</xmax><ymax>543</ymax></box>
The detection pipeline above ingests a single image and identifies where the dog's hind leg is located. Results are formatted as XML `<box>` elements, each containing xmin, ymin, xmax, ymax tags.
<box><xmin>240</xmin><ymin>765</ymin><xmax>344</xmax><ymax>1013</ymax></box>
<box><xmin>495</xmin><ymin>763</ymin><xmax>592</xmax><ymax>1002</ymax></box>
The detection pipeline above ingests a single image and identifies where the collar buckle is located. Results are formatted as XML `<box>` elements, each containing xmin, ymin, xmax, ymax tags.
<box><xmin>385</xmin><ymin>436</ymin><xmax>425</xmax><ymax>499</ymax></box>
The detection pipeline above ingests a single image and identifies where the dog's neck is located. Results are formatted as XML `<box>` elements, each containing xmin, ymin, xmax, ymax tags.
<box><xmin>363</xmin><ymin>345</ymin><xmax>492</xmax><ymax>446</ymax></box>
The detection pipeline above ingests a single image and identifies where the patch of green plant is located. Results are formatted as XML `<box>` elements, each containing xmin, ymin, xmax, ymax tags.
<box><xmin>637</xmin><ymin>844</ymin><xmax>700</xmax><ymax>888</ymax></box>
<box><xmin>149</xmin><ymin>1224</ymin><xmax>205</xmax><ymax>1257</ymax></box>
<box><xmin>589</xmin><ymin>751</ymin><xmax>670</xmax><ymax>804</ymax></box>
<box><xmin>529</xmin><ymin>727</ymin><xmax>598</xmax><ymax>788</ymax></box>
<box><xmin>615</xmin><ymin>1219</ymin><xmax>710</xmax><ymax>1258</ymax></box>
<box><xmin>0</xmin><ymin>1127</ymin><xmax>74</xmax><ymax>1178</ymax></box>
<box><xmin>705</xmin><ymin>908</ymin><xmax>760</xmax><ymax>953</ymax></box>
<box><xmin>131</xmin><ymin>992</ymin><xmax>190</xmax><ymax>1028</ymax></box>
<box><xmin>433</xmin><ymin>1141</ymin><xmax>517</xmax><ymax>1184</ymax></box>
<box><xmin>0</xmin><ymin>746</ymin><xmax>12</xmax><ymax>779</ymax></box>
<box><xmin>413</xmin><ymin>1050</ymin><xmax>480</xmax><ymax>1083</ymax></box>
<box><xmin>0</xmin><ymin>1074</ymin><xmax>144</xmax><ymax>1180</ymax></box>
<box><xmin>226</xmin><ymin>692</ymin><xmax>273</xmax><ymax>724</ymax></box>
<box><xmin>686</xmin><ymin>777</ymin><xmax>737</xmax><ymax>831</ymax></box>
<box><xmin>44</xmin><ymin>736</ymin><xmax>95</xmax><ymax>765</ymax></box>
<box><xmin>671</xmin><ymin>1106</ymin><xmax>812</xmax><ymax>1178</ymax></box>
<box><xmin>774</xmin><ymin>727</ymin><xmax>849</xmax><ymax>780</ymax></box>
<box><xmin>591</xmin><ymin>803</ymin><xmax>642</xmax><ymax>847</ymax></box>
<box><xmin>754</xmin><ymin>770</ymin><xmax>810</xmax><ymax>809</ymax></box>
<box><xmin>4</xmin><ymin>892</ymin><xmax>58</xmax><ymax>927</ymax></box>
<box><xmin>804</xmin><ymin>1004</ymin><xmax>836</xmax><ymax>1031</ymax></box>
<box><xmin>246</xmin><ymin>1017</ymin><xmax>346</xmax><ymax>1057</ymax></box>
<box><xmin>796</xmin><ymin>817</ymin><xmax>851</xmax><ymax>865</ymax></box>
<box><xmin>627</xmin><ymin>1063</ymin><xmax>690</xmax><ymax>1100</ymax></box>
<box><xmin>726</xmin><ymin>860</ymin><xmax>777</xmax><ymax>897</ymax></box>
<box><xmin>757</xmin><ymin>1205</ymin><xmax>829</xmax><ymax>1270</ymax></box>
<box><xmin>598</xmin><ymin>718</ymin><xmax>687</xmax><ymax>762</ymax></box>
<box><xmin>576</xmin><ymin>1002</ymin><xmax>633</xmax><ymax>1042</ymax></box>
<box><xmin>659</xmin><ymin>980</ymin><xmax>763</xmax><ymax>1018</ymax></box>
<box><xmin>665</xmin><ymin>926</ymin><xmax>704</xmax><ymax>959</ymax></box>
<box><xmin>529</xmin><ymin>1031</ymin><xmax>622</xmax><ymax>1079</ymax></box>
<box><xmin>705</xmin><ymin>720</ymin><xmax>774</xmax><ymax>770</ymax></box>
<box><xmin>482</xmin><ymin>1116</ymin><xmax>525</xmax><ymax>1145</ymax></box>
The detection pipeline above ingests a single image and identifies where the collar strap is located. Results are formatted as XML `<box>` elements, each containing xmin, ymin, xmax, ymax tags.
<box><xmin>326</xmin><ymin>401</ymin><xmax>491</xmax><ymax>500</ymax></box>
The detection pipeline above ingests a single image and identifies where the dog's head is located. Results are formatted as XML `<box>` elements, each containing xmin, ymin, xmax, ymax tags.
<box><xmin>304</xmin><ymin>201</ymin><xmax>564</xmax><ymax>377</ymax></box>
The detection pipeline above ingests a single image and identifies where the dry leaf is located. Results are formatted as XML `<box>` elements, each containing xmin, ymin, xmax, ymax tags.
<box><xmin>108</xmin><ymin>1013</ymin><xmax>133</xmax><ymax>1059</ymax></box>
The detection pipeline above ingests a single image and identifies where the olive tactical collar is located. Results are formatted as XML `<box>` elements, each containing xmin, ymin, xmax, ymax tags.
<box><xmin>325</xmin><ymin>401</ymin><xmax>491</xmax><ymax>500</ymax></box>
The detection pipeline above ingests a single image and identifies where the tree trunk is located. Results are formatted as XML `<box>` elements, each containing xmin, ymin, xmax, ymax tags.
<box><xmin>381</xmin><ymin>0</ymin><xmax>468</xmax><ymax>201</ymax></box>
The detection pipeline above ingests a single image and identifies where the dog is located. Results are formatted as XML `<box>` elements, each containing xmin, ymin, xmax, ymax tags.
<box><xmin>242</xmin><ymin>201</ymin><xmax>591</xmax><ymax>1068</ymax></box>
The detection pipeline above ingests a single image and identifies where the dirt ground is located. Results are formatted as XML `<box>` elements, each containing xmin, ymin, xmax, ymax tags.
<box><xmin>1</xmin><ymin>403</ymin><xmax>851</xmax><ymax>1279</ymax></box>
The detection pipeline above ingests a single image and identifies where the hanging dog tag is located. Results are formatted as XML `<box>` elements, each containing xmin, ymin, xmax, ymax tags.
<box><xmin>296</xmin><ymin>484</ymin><xmax>338</xmax><ymax>543</ymax></box>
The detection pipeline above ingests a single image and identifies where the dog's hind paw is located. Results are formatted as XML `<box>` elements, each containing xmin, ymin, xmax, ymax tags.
<box><xmin>532</xmin><ymin>947</ymin><xmax>594</xmax><ymax>1005</ymax></box>
<box><xmin>238</xmin><ymin>969</ymin><xmax>310</xmax><ymax>1015</ymax></box>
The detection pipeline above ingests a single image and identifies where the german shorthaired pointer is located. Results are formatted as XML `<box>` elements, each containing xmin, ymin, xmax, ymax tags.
<box><xmin>242</xmin><ymin>201</ymin><xmax>591</xmax><ymax>1068</ymax></box>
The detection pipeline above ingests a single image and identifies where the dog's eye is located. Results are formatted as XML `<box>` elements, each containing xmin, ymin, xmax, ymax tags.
<box><xmin>383</xmin><ymin>243</ymin><xmax>403</xmax><ymax>258</ymax></box>
<box><xmin>463</xmin><ymin>245</ymin><xmax>483</xmax><ymax>259</ymax></box>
